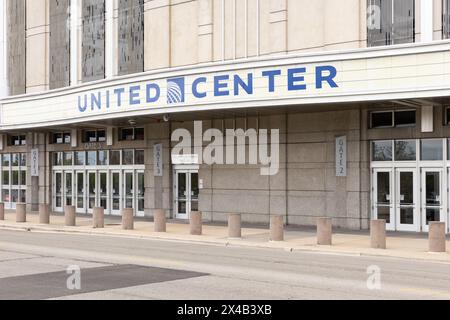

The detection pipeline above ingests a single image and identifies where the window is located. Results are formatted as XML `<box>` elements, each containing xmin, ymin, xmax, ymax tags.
<box><xmin>20</xmin><ymin>154</ymin><xmax>26</xmax><ymax>166</ymax></box>
<box><xmin>2</xmin><ymin>154</ymin><xmax>10</xmax><ymax>167</ymax></box>
<box><xmin>74</xmin><ymin>152</ymin><xmax>86</xmax><ymax>166</ymax></box>
<box><xmin>11</xmin><ymin>154</ymin><xmax>20</xmax><ymax>167</ymax></box>
<box><xmin>444</xmin><ymin>0</ymin><xmax>450</xmax><ymax>39</ymax></box>
<box><xmin>82</xmin><ymin>0</ymin><xmax>105</xmax><ymax>82</ymax></box>
<box><xmin>367</xmin><ymin>0</ymin><xmax>415</xmax><ymax>47</ymax></box>
<box><xmin>52</xmin><ymin>132</ymin><xmax>71</xmax><ymax>144</ymax></box>
<box><xmin>395</xmin><ymin>140</ymin><xmax>416</xmax><ymax>161</ymax></box>
<box><xmin>118</xmin><ymin>0</ymin><xmax>144</xmax><ymax>76</ymax></box>
<box><xmin>87</xmin><ymin>151</ymin><xmax>97</xmax><ymax>166</ymax></box>
<box><xmin>83</xmin><ymin>130</ymin><xmax>106</xmax><ymax>143</ymax></box>
<box><xmin>370</xmin><ymin>110</ymin><xmax>416</xmax><ymax>128</ymax></box>
<box><xmin>98</xmin><ymin>150</ymin><xmax>108</xmax><ymax>165</ymax></box>
<box><xmin>110</xmin><ymin>150</ymin><xmax>121</xmax><ymax>165</ymax></box>
<box><xmin>421</xmin><ymin>140</ymin><xmax>443</xmax><ymax>161</ymax></box>
<box><xmin>372</xmin><ymin>141</ymin><xmax>393</xmax><ymax>161</ymax></box>
<box><xmin>119</xmin><ymin>128</ymin><xmax>144</xmax><ymax>141</ymax></box>
<box><xmin>135</xmin><ymin>150</ymin><xmax>145</xmax><ymax>165</ymax></box>
<box><xmin>53</xmin><ymin>152</ymin><xmax>63</xmax><ymax>166</ymax></box>
<box><xmin>9</xmin><ymin>135</ymin><xmax>26</xmax><ymax>146</ymax></box>
<box><xmin>63</xmin><ymin>152</ymin><xmax>73</xmax><ymax>166</ymax></box>
<box><xmin>123</xmin><ymin>150</ymin><xmax>134</xmax><ymax>165</ymax></box>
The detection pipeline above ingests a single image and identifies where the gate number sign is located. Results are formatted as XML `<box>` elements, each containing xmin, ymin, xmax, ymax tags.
<box><xmin>31</xmin><ymin>149</ymin><xmax>39</xmax><ymax>177</ymax></box>
<box><xmin>336</xmin><ymin>136</ymin><xmax>347</xmax><ymax>177</ymax></box>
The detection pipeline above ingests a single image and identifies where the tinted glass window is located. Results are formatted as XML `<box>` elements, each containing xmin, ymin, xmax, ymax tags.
<box><xmin>135</xmin><ymin>150</ymin><xmax>145</xmax><ymax>165</ymax></box>
<box><xmin>395</xmin><ymin>140</ymin><xmax>416</xmax><ymax>161</ymax></box>
<box><xmin>371</xmin><ymin>112</ymin><xmax>393</xmax><ymax>128</ymax></box>
<box><xmin>372</xmin><ymin>141</ymin><xmax>393</xmax><ymax>161</ymax></box>
<box><xmin>421</xmin><ymin>140</ymin><xmax>443</xmax><ymax>161</ymax></box>
<box><xmin>110</xmin><ymin>150</ymin><xmax>121</xmax><ymax>165</ymax></box>
<box><xmin>394</xmin><ymin>110</ymin><xmax>416</xmax><ymax>127</ymax></box>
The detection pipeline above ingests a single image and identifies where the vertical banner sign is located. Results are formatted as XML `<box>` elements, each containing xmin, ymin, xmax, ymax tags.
<box><xmin>154</xmin><ymin>144</ymin><xmax>163</xmax><ymax>177</ymax></box>
<box><xmin>336</xmin><ymin>136</ymin><xmax>347</xmax><ymax>177</ymax></box>
<box><xmin>31</xmin><ymin>149</ymin><xmax>39</xmax><ymax>177</ymax></box>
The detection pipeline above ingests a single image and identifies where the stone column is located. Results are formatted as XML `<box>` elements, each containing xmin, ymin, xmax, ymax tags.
<box><xmin>122</xmin><ymin>208</ymin><xmax>134</xmax><ymax>230</ymax></box>
<box><xmin>0</xmin><ymin>202</ymin><xmax>4</xmax><ymax>220</ymax></box>
<box><xmin>228</xmin><ymin>214</ymin><xmax>242</xmax><ymax>239</ymax></box>
<box><xmin>317</xmin><ymin>218</ymin><xmax>332</xmax><ymax>246</ymax></box>
<box><xmin>16</xmin><ymin>203</ymin><xmax>26</xmax><ymax>223</ymax></box>
<box><xmin>270</xmin><ymin>215</ymin><xmax>284</xmax><ymax>242</ymax></box>
<box><xmin>93</xmin><ymin>207</ymin><xmax>105</xmax><ymax>229</ymax></box>
<box><xmin>154</xmin><ymin>209</ymin><xmax>166</xmax><ymax>232</ymax></box>
<box><xmin>429</xmin><ymin>222</ymin><xmax>446</xmax><ymax>253</ymax></box>
<box><xmin>190</xmin><ymin>211</ymin><xmax>202</xmax><ymax>235</ymax></box>
<box><xmin>39</xmin><ymin>204</ymin><xmax>50</xmax><ymax>224</ymax></box>
<box><xmin>370</xmin><ymin>220</ymin><xmax>386</xmax><ymax>249</ymax></box>
<box><xmin>64</xmin><ymin>205</ymin><xmax>76</xmax><ymax>226</ymax></box>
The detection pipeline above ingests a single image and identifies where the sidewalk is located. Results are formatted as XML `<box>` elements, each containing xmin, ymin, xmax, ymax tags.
<box><xmin>1</xmin><ymin>211</ymin><xmax>450</xmax><ymax>263</ymax></box>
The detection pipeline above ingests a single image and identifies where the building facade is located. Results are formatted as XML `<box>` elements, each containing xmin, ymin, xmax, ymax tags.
<box><xmin>1</xmin><ymin>0</ymin><xmax>450</xmax><ymax>233</ymax></box>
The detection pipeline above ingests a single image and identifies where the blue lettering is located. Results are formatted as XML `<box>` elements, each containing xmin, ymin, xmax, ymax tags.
<box><xmin>316</xmin><ymin>65</ymin><xmax>338</xmax><ymax>89</ymax></box>
<box><xmin>129</xmin><ymin>85</ymin><xmax>141</xmax><ymax>105</ymax></box>
<box><xmin>114</xmin><ymin>88</ymin><xmax>125</xmax><ymax>107</ymax></box>
<box><xmin>288</xmin><ymin>68</ymin><xmax>307</xmax><ymax>91</ymax></box>
<box><xmin>262</xmin><ymin>70</ymin><xmax>281</xmax><ymax>92</ymax></box>
<box><xmin>78</xmin><ymin>95</ymin><xmax>87</xmax><ymax>112</ymax></box>
<box><xmin>91</xmin><ymin>92</ymin><xmax>101</xmax><ymax>110</ymax></box>
<box><xmin>192</xmin><ymin>77</ymin><xmax>207</xmax><ymax>98</ymax></box>
<box><xmin>146</xmin><ymin>83</ymin><xmax>160</xmax><ymax>103</ymax></box>
<box><xmin>106</xmin><ymin>90</ymin><xmax>110</xmax><ymax>109</ymax></box>
<box><xmin>214</xmin><ymin>75</ymin><xmax>230</xmax><ymax>96</ymax></box>
<box><xmin>234</xmin><ymin>74</ymin><xmax>253</xmax><ymax>95</ymax></box>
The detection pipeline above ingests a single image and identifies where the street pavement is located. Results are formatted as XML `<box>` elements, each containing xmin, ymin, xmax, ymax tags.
<box><xmin>0</xmin><ymin>229</ymin><xmax>450</xmax><ymax>300</ymax></box>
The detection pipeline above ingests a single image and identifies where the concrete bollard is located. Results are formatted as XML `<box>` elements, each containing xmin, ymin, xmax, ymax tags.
<box><xmin>122</xmin><ymin>208</ymin><xmax>134</xmax><ymax>230</ymax></box>
<box><xmin>317</xmin><ymin>217</ymin><xmax>332</xmax><ymax>246</ymax></box>
<box><xmin>93</xmin><ymin>207</ymin><xmax>105</xmax><ymax>229</ymax></box>
<box><xmin>429</xmin><ymin>222</ymin><xmax>446</xmax><ymax>253</ymax></box>
<box><xmin>370</xmin><ymin>220</ymin><xmax>386</xmax><ymax>249</ymax></box>
<box><xmin>154</xmin><ymin>209</ymin><xmax>166</xmax><ymax>233</ymax></box>
<box><xmin>16</xmin><ymin>203</ymin><xmax>26</xmax><ymax>223</ymax></box>
<box><xmin>39</xmin><ymin>204</ymin><xmax>50</xmax><ymax>224</ymax></box>
<box><xmin>270</xmin><ymin>215</ymin><xmax>284</xmax><ymax>242</ymax></box>
<box><xmin>228</xmin><ymin>214</ymin><xmax>242</xmax><ymax>239</ymax></box>
<box><xmin>190</xmin><ymin>211</ymin><xmax>202</xmax><ymax>235</ymax></box>
<box><xmin>0</xmin><ymin>202</ymin><xmax>4</xmax><ymax>221</ymax></box>
<box><xmin>64</xmin><ymin>205</ymin><xmax>76</xmax><ymax>226</ymax></box>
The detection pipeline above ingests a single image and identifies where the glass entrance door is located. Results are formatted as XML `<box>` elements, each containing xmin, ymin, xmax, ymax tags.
<box><xmin>87</xmin><ymin>171</ymin><xmax>97</xmax><ymax>213</ymax></box>
<box><xmin>373</xmin><ymin>169</ymin><xmax>394</xmax><ymax>230</ymax></box>
<box><xmin>53</xmin><ymin>171</ymin><xmax>63</xmax><ymax>212</ymax></box>
<box><xmin>111</xmin><ymin>171</ymin><xmax>121</xmax><ymax>216</ymax></box>
<box><xmin>395</xmin><ymin>169</ymin><xmax>419</xmax><ymax>232</ymax></box>
<box><xmin>75</xmin><ymin>171</ymin><xmax>85</xmax><ymax>213</ymax></box>
<box><xmin>124</xmin><ymin>171</ymin><xmax>134</xmax><ymax>211</ymax></box>
<box><xmin>64</xmin><ymin>172</ymin><xmax>73</xmax><ymax>207</ymax></box>
<box><xmin>137</xmin><ymin>171</ymin><xmax>145</xmax><ymax>217</ymax></box>
<box><xmin>175</xmin><ymin>170</ymin><xmax>199</xmax><ymax>219</ymax></box>
<box><xmin>422</xmin><ymin>169</ymin><xmax>443</xmax><ymax>232</ymax></box>
<box><xmin>99</xmin><ymin>171</ymin><xmax>108</xmax><ymax>211</ymax></box>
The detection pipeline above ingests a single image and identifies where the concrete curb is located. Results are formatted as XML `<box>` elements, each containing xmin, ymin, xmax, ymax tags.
<box><xmin>1</xmin><ymin>222</ymin><xmax>450</xmax><ymax>264</ymax></box>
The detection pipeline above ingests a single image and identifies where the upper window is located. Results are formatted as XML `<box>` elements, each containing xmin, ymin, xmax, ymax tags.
<box><xmin>82</xmin><ymin>0</ymin><xmax>105</xmax><ymax>82</ymax></box>
<box><xmin>370</xmin><ymin>110</ymin><xmax>416</xmax><ymax>129</ymax></box>
<box><xmin>82</xmin><ymin>130</ymin><xmax>106</xmax><ymax>143</ymax></box>
<box><xmin>367</xmin><ymin>0</ymin><xmax>415</xmax><ymax>47</ymax></box>
<box><xmin>51</xmin><ymin>132</ymin><xmax>71</xmax><ymax>144</ymax></box>
<box><xmin>372</xmin><ymin>141</ymin><xmax>393</xmax><ymax>161</ymax></box>
<box><xmin>8</xmin><ymin>135</ymin><xmax>26</xmax><ymax>146</ymax></box>
<box><xmin>421</xmin><ymin>140</ymin><xmax>443</xmax><ymax>161</ymax></box>
<box><xmin>444</xmin><ymin>0</ymin><xmax>450</xmax><ymax>39</ymax></box>
<box><xmin>119</xmin><ymin>128</ymin><xmax>145</xmax><ymax>141</ymax></box>
<box><xmin>118</xmin><ymin>0</ymin><xmax>144</xmax><ymax>76</ymax></box>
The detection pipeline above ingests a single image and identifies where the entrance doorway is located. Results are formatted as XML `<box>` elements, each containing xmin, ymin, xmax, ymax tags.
<box><xmin>174</xmin><ymin>170</ymin><xmax>199</xmax><ymax>220</ymax></box>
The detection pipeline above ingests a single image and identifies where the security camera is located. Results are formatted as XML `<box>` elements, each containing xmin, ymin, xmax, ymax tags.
<box><xmin>163</xmin><ymin>114</ymin><xmax>170</xmax><ymax>122</ymax></box>
<box><xmin>128</xmin><ymin>119</ymin><xmax>137</xmax><ymax>126</ymax></box>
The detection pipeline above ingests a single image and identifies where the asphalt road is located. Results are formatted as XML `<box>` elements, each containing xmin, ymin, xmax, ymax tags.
<box><xmin>0</xmin><ymin>229</ymin><xmax>449</xmax><ymax>300</ymax></box>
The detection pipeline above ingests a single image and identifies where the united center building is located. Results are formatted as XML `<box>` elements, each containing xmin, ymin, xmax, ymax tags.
<box><xmin>2</xmin><ymin>0</ymin><xmax>450</xmax><ymax>233</ymax></box>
